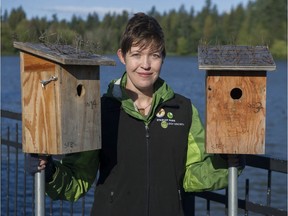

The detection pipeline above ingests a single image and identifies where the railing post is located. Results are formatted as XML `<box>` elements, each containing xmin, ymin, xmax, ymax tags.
<box><xmin>228</xmin><ymin>166</ymin><xmax>238</xmax><ymax>216</ymax></box>
<box><xmin>35</xmin><ymin>170</ymin><xmax>45</xmax><ymax>216</ymax></box>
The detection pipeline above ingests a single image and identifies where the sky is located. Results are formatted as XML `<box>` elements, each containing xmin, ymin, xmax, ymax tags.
<box><xmin>2</xmin><ymin>0</ymin><xmax>252</xmax><ymax>21</ymax></box>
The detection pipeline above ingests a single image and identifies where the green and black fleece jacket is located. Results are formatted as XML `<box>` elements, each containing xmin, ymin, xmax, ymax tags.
<box><xmin>45</xmin><ymin>72</ymin><xmax>240</xmax><ymax>216</ymax></box>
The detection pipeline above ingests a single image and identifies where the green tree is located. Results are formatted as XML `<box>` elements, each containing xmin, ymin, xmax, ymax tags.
<box><xmin>147</xmin><ymin>6</ymin><xmax>161</xmax><ymax>20</ymax></box>
<box><xmin>176</xmin><ymin>37</ymin><xmax>189</xmax><ymax>55</ymax></box>
<box><xmin>86</xmin><ymin>12</ymin><xmax>100</xmax><ymax>29</ymax></box>
<box><xmin>270</xmin><ymin>39</ymin><xmax>287</xmax><ymax>59</ymax></box>
<box><xmin>1</xmin><ymin>0</ymin><xmax>286</xmax><ymax>58</ymax></box>
<box><xmin>221</xmin><ymin>4</ymin><xmax>245</xmax><ymax>44</ymax></box>
<box><xmin>1</xmin><ymin>22</ymin><xmax>13</xmax><ymax>54</ymax></box>
<box><xmin>8</xmin><ymin>6</ymin><xmax>26</xmax><ymax>30</ymax></box>
<box><xmin>70</xmin><ymin>15</ymin><xmax>86</xmax><ymax>36</ymax></box>
<box><xmin>203</xmin><ymin>15</ymin><xmax>214</xmax><ymax>42</ymax></box>
<box><xmin>1</xmin><ymin>9</ymin><xmax>9</xmax><ymax>22</ymax></box>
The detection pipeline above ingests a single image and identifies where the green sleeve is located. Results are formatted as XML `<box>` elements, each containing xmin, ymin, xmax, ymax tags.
<box><xmin>46</xmin><ymin>150</ymin><xmax>100</xmax><ymax>201</ymax></box>
<box><xmin>183</xmin><ymin>104</ymin><xmax>230</xmax><ymax>192</ymax></box>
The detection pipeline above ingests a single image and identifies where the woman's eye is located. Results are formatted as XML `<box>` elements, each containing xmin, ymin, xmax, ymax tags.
<box><xmin>131</xmin><ymin>53</ymin><xmax>140</xmax><ymax>57</ymax></box>
<box><xmin>152</xmin><ymin>53</ymin><xmax>161</xmax><ymax>59</ymax></box>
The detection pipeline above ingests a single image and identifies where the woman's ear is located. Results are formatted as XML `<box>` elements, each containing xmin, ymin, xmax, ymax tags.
<box><xmin>117</xmin><ymin>49</ymin><xmax>126</xmax><ymax>65</ymax></box>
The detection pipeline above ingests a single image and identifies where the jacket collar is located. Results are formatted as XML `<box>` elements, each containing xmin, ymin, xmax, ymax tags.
<box><xmin>103</xmin><ymin>72</ymin><xmax>175</xmax><ymax>123</ymax></box>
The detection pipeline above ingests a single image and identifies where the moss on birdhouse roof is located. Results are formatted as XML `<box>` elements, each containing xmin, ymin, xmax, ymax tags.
<box><xmin>198</xmin><ymin>45</ymin><xmax>276</xmax><ymax>71</ymax></box>
<box><xmin>13</xmin><ymin>42</ymin><xmax>116</xmax><ymax>66</ymax></box>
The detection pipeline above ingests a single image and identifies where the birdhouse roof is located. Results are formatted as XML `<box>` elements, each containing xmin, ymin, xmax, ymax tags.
<box><xmin>198</xmin><ymin>45</ymin><xmax>276</xmax><ymax>71</ymax></box>
<box><xmin>13</xmin><ymin>42</ymin><xmax>116</xmax><ymax>66</ymax></box>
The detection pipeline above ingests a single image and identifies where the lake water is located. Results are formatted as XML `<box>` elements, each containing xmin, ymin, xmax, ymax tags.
<box><xmin>1</xmin><ymin>55</ymin><xmax>287</xmax><ymax>214</ymax></box>
<box><xmin>2</xmin><ymin>55</ymin><xmax>287</xmax><ymax>158</ymax></box>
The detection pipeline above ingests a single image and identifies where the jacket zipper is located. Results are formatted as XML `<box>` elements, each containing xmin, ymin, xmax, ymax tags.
<box><xmin>178</xmin><ymin>189</ymin><xmax>182</xmax><ymax>211</ymax></box>
<box><xmin>145</xmin><ymin>124</ymin><xmax>150</xmax><ymax>216</ymax></box>
<box><xmin>145</xmin><ymin>124</ymin><xmax>182</xmax><ymax>214</ymax></box>
<box><xmin>110</xmin><ymin>191</ymin><xmax>114</xmax><ymax>203</ymax></box>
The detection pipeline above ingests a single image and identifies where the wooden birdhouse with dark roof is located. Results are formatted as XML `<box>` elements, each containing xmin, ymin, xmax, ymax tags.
<box><xmin>198</xmin><ymin>45</ymin><xmax>276</xmax><ymax>154</ymax></box>
<box><xmin>14</xmin><ymin>42</ymin><xmax>116</xmax><ymax>155</ymax></box>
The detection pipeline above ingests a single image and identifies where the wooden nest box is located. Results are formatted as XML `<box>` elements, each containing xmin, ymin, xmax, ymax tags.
<box><xmin>14</xmin><ymin>42</ymin><xmax>116</xmax><ymax>154</ymax></box>
<box><xmin>198</xmin><ymin>45</ymin><xmax>276</xmax><ymax>154</ymax></box>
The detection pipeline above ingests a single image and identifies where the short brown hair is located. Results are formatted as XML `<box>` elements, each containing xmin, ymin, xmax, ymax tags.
<box><xmin>120</xmin><ymin>13</ymin><xmax>166</xmax><ymax>58</ymax></box>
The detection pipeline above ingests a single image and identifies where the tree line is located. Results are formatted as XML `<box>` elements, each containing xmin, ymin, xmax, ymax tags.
<box><xmin>1</xmin><ymin>0</ymin><xmax>287</xmax><ymax>58</ymax></box>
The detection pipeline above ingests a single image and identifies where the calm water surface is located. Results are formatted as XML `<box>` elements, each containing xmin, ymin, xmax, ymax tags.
<box><xmin>2</xmin><ymin>55</ymin><xmax>286</xmax><ymax>158</ymax></box>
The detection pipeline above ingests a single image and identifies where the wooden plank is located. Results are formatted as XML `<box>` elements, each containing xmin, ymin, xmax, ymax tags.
<box><xmin>59</xmin><ymin>65</ymin><xmax>101</xmax><ymax>153</ymax></box>
<box><xmin>22</xmin><ymin>51</ymin><xmax>55</xmax><ymax>72</ymax></box>
<box><xmin>21</xmin><ymin>52</ymin><xmax>61</xmax><ymax>154</ymax></box>
<box><xmin>205</xmin><ymin>71</ymin><xmax>266</xmax><ymax>154</ymax></box>
<box><xmin>14</xmin><ymin>42</ymin><xmax>116</xmax><ymax>66</ymax></box>
<box><xmin>198</xmin><ymin>45</ymin><xmax>276</xmax><ymax>71</ymax></box>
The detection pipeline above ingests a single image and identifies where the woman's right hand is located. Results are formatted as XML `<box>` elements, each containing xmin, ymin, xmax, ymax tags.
<box><xmin>26</xmin><ymin>154</ymin><xmax>55</xmax><ymax>181</ymax></box>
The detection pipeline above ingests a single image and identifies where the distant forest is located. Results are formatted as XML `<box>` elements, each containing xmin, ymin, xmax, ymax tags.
<box><xmin>1</xmin><ymin>0</ymin><xmax>287</xmax><ymax>58</ymax></box>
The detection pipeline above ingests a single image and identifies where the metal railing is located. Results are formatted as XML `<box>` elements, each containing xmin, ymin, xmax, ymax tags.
<box><xmin>183</xmin><ymin>155</ymin><xmax>287</xmax><ymax>216</ymax></box>
<box><xmin>1</xmin><ymin>110</ymin><xmax>95</xmax><ymax>215</ymax></box>
<box><xmin>1</xmin><ymin>110</ymin><xmax>287</xmax><ymax>215</ymax></box>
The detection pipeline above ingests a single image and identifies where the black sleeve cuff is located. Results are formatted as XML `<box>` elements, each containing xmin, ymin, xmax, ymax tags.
<box><xmin>45</xmin><ymin>156</ymin><xmax>56</xmax><ymax>182</ymax></box>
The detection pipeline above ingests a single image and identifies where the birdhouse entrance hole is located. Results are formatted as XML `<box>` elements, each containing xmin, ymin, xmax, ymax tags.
<box><xmin>77</xmin><ymin>84</ymin><xmax>85</xmax><ymax>97</ymax></box>
<box><xmin>230</xmin><ymin>88</ymin><xmax>242</xmax><ymax>100</ymax></box>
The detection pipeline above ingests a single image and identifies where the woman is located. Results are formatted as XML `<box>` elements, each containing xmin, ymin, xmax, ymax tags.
<box><xmin>30</xmin><ymin>13</ymin><xmax>243</xmax><ymax>216</ymax></box>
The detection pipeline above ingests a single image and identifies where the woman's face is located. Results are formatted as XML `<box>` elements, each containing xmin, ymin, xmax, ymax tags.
<box><xmin>117</xmin><ymin>43</ymin><xmax>163</xmax><ymax>95</ymax></box>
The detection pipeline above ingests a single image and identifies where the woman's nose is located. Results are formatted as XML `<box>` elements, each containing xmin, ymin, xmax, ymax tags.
<box><xmin>141</xmin><ymin>56</ymin><xmax>151</xmax><ymax>69</ymax></box>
